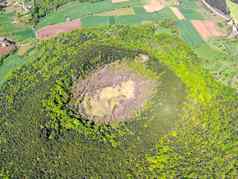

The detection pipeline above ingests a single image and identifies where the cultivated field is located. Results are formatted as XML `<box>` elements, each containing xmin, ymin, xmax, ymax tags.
<box><xmin>37</xmin><ymin>20</ymin><xmax>81</xmax><ymax>40</ymax></box>
<box><xmin>0</xmin><ymin>12</ymin><xmax>35</xmax><ymax>42</ymax></box>
<box><xmin>192</xmin><ymin>20</ymin><xmax>224</xmax><ymax>40</ymax></box>
<box><xmin>176</xmin><ymin>20</ymin><xmax>204</xmax><ymax>47</ymax></box>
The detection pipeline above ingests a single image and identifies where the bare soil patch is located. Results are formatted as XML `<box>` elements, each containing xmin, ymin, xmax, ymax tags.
<box><xmin>37</xmin><ymin>19</ymin><xmax>81</xmax><ymax>40</ymax></box>
<box><xmin>96</xmin><ymin>7</ymin><xmax>135</xmax><ymax>16</ymax></box>
<box><xmin>192</xmin><ymin>20</ymin><xmax>225</xmax><ymax>40</ymax></box>
<box><xmin>144</xmin><ymin>0</ymin><xmax>166</xmax><ymax>13</ymax></box>
<box><xmin>71</xmin><ymin>61</ymin><xmax>156</xmax><ymax>124</ymax></box>
<box><xmin>170</xmin><ymin>7</ymin><xmax>185</xmax><ymax>20</ymax></box>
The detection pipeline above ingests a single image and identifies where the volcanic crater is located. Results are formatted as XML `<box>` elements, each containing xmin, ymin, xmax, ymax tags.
<box><xmin>70</xmin><ymin>60</ymin><xmax>157</xmax><ymax>124</ymax></box>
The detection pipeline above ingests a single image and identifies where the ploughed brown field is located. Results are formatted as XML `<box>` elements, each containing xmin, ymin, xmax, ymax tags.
<box><xmin>192</xmin><ymin>20</ymin><xmax>225</xmax><ymax>40</ymax></box>
<box><xmin>37</xmin><ymin>19</ymin><xmax>81</xmax><ymax>40</ymax></box>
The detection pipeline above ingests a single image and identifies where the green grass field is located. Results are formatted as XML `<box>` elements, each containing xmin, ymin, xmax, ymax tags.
<box><xmin>37</xmin><ymin>0</ymin><xmax>146</xmax><ymax>28</ymax></box>
<box><xmin>179</xmin><ymin>0</ymin><xmax>198</xmax><ymax>9</ymax></box>
<box><xmin>179</xmin><ymin>8</ymin><xmax>204</xmax><ymax>20</ymax></box>
<box><xmin>178</xmin><ymin>0</ymin><xmax>204</xmax><ymax>20</ymax></box>
<box><xmin>0</xmin><ymin>55</ymin><xmax>26</xmax><ymax>87</ymax></box>
<box><xmin>176</xmin><ymin>20</ymin><xmax>204</xmax><ymax>47</ymax></box>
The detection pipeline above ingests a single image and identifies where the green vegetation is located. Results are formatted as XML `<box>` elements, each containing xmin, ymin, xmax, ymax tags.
<box><xmin>36</xmin><ymin>0</ymin><xmax>176</xmax><ymax>28</ymax></box>
<box><xmin>0</xmin><ymin>12</ymin><xmax>34</xmax><ymax>42</ymax></box>
<box><xmin>179</xmin><ymin>0</ymin><xmax>204</xmax><ymax>20</ymax></box>
<box><xmin>227</xmin><ymin>0</ymin><xmax>238</xmax><ymax>22</ymax></box>
<box><xmin>176</xmin><ymin>20</ymin><xmax>204</xmax><ymax>47</ymax></box>
<box><xmin>31</xmin><ymin>0</ymin><xmax>104</xmax><ymax>22</ymax></box>
<box><xmin>194</xmin><ymin>38</ymin><xmax>238</xmax><ymax>89</ymax></box>
<box><xmin>146</xmin><ymin>35</ymin><xmax>238</xmax><ymax>177</ymax></box>
<box><xmin>0</xmin><ymin>25</ymin><xmax>237</xmax><ymax>177</ymax></box>
<box><xmin>0</xmin><ymin>55</ymin><xmax>26</xmax><ymax>87</ymax></box>
<box><xmin>0</xmin><ymin>0</ymin><xmax>237</xmax><ymax>177</ymax></box>
<box><xmin>36</xmin><ymin>0</ymin><xmax>145</xmax><ymax>28</ymax></box>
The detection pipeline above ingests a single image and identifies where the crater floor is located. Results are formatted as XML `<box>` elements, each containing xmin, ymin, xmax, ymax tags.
<box><xmin>71</xmin><ymin>60</ymin><xmax>156</xmax><ymax>124</ymax></box>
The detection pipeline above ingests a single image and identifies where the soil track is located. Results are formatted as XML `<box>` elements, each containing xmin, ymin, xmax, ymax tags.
<box><xmin>144</xmin><ymin>0</ymin><xmax>165</xmax><ymax>13</ymax></box>
<box><xmin>192</xmin><ymin>20</ymin><xmax>224</xmax><ymax>40</ymax></box>
<box><xmin>37</xmin><ymin>19</ymin><xmax>81</xmax><ymax>40</ymax></box>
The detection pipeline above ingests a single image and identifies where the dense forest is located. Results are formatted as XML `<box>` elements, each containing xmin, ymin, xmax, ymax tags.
<box><xmin>0</xmin><ymin>24</ymin><xmax>237</xmax><ymax>177</ymax></box>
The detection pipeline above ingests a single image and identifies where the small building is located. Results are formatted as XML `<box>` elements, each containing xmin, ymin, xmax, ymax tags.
<box><xmin>0</xmin><ymin>0</ymin><xmax>7</xmax><ymax>9</ymax></box>
<box><xmin>0</xmin><ymin>37</ymin><xmax>15</xmax><ymax>47</ymax></box>
<box><xmin>0</xmin><ymin>37</ymin><xmax>17</xmax><ymax>56</ymax></box>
